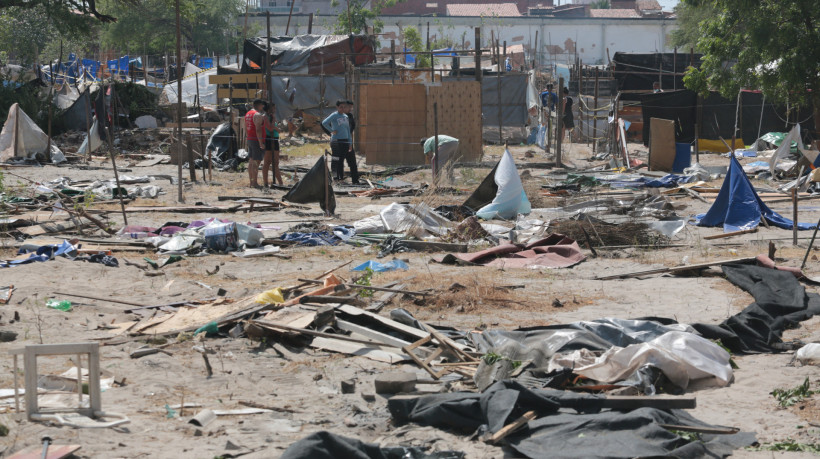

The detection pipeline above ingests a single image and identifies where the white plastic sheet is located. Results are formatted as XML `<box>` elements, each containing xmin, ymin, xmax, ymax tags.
<box><xmin>475</xmin><ymin>149</ymin><xmax>531</xmax><ymax>220</ymax></box>
<box><xmin>0</xmin><ymin>103</ymin><xmax>63</xmax><ymax>162</ymax></box>
<box><xmin>549</xmin><ymin>331</ymin><xmax>733</xmax><ymax>389</ymax></box>
<box><xmin>379</xmin><ymin>202</ymin><xmax>452</xmax><ymax>238</ymax></box>
<box><xmin>77</xmin><ymin>118</ymin><xmax>103</xmax><ymax>156</ymax></box>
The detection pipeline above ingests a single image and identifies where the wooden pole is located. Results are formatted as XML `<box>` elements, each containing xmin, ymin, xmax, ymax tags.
<box><xmin>475</xmin><ymin>28</ymin><xmax>482</xmax><ymax>83</ymax></box>
<box><xmin>229</xmin><ymin>77</ymin><xmax>234</xmax><ymax>160</ymax></box>
<box><xmin>534</xmin><ymin>30</ymin><xmax>538</xmax><ymax>70</ymax></box>
<box><xmin>496</xmin><ymin>41</ymin><xmax>502</xmax><ymax>145</ymax></box>
<box><xmin>324</xmin><ymin>154</ymin><xmax>331</xmax><ymax>216</ymax></box>
<box><xmin>673</xmin><ymin>47</ymin><xmax>677</xmax><ymax>91</ymax></box>
<box><xmin>390</xmin><ymin>39</ymin><xmax>396</xmax><ymax>85</ymax></box>
<box><xmin>593</xmin><ymin>68</ymin><xmax>599</xmax><ymax>155</ymax></box>
<box><xmin>286</xmin><ymin>0</ymin><xmax>296</xmax><ymax>35</ymax></box>
<box><xmin>84</xmin><ymin>87</ymin><xmax>91</xmax><ymax>161</ymax></box>
<box><xmin>426</xmin><ymin>22</ymin><xmax>430</xmax><ymax>51</ymax></box>
<box><xmin>793</xmin><ymin>188</ymin><xmax>799</xmax><ymax>246</ymax></box>
<box><xmin>195</xmin><ymin>71</ymin><xmax>207</xmax><ymax>182</ymax></box>
<box><xmin>47</xmin><ymin>62</ymin><xmax>53</xmax><ymax>158</ymax></box>
<box><xmin>175</xmin><ymin>0</ymin><xmax>184</xmax><ymax>203</ymax></box>
<box><xmin>187</xmin><ymin>132</ymin><xmax>196</xmax><ymax>182</ymax></box>
<box><xmin>266</xmin><ymin>11</ymin><xmax>272</xmax><ymax>101</ymax></box>
<box><xmin>106</xmin><ymin>86</ymin><xmax>129</xmax><ymax>225</ymax></box>
<box><xmin>308</xmin><ymin>13</ymin><xmax>314</xmax><ymax>34</ymax></box>
<box><xmin>556</xmin><ymin>76</ymin><xmax>564</xmax><ymax>167</ymax></box>
<box><xmin>503</xmin><ymin>40</ymin><xmax>507</xmax><ymax>72</ymax></box>
<box><xmin>143</xmin><ymin>55</ymin><xmax>149</xmax><ymax>87</ymax></box>
<box><xmin>434</xmin><ymin>102</ymin><xmax>439</xmax><ymax>184</ymax></box>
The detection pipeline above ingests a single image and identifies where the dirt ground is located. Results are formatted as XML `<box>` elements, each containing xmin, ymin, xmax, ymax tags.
<box><xmin>1</xmin><ymin>137</ymin><xmax>820</xmax><ymax>458</ymax></box>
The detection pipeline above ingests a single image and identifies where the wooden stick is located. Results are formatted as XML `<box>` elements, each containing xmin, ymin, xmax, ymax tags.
<box><xmin>283</xmin><ymin>260</ymin><xmax>352</xmax><ymax>292</ymax></box>
<box><xmin>703</xmin><ymin>228</ymin><xmax>757</xmax><ymax>240</ymax></box>
<box><xmin>484</xmin><ymin>411</ymin><xmax>537</xmax><ymax>444</ymax></box>
<box><xmin>793</xmin><ymin>187</ymin><xmax>799</xmax><ymax>246</ymax></box>
<box><xmin>595</xmin><ymin>257</ymin><xmax>756</xmax><ymax>280</ymax></box>
<box><xmin>252</xmin><ymin>320</ymin><xmax>398</xmax><ymax>348</ymax></box>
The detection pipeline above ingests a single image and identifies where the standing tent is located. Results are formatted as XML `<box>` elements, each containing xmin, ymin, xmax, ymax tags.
<box><xmin>0</xmin><ymin>103</ymin><xmax>64</xmax><ymax>163</ymax></box>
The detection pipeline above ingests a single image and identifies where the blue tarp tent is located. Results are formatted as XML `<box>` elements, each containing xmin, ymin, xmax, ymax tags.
<box><xmin>693</xmin><ymin>155</ymin><xmax>813</xmax><ymax>232</ymax></box>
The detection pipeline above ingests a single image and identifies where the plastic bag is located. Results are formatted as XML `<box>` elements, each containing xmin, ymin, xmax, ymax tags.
<box><xmin>255</xmin><ymin>287</ymin><xmax>285</xmax><ymax>305</ymax></box>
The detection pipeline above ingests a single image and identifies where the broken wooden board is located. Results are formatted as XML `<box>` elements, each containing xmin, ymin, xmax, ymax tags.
<box><xmin>134</xmin><ymin>155</ymin><xmax>170</xmax><ymax>167</ymax></box>
<box><xmin>336</xmin><ymin>304</ymin><xmax>429</xmax><ymax>342</ymax></box>
<box><xmin>309</xmin><ymin>336</ymin><xmax>411</xmax><ymax>364</ymax></box>
<box><xmin>259</xmin><ymin>306</ymin><xmax>317</xmax><ymax>338</ymax></box>
<box><xmin>18</xmin><ymin>219</ymin><xmax>82</xmax><ymax>236</ymax></box>
<box><xmin>595</xmin><ymin>257</ymin><xmax>756</xmax><ymax>280</ymax></box>
<box><xmin>140</xmin><ymin>297</ymin><xmax>257</xmax><ymax>335</ymax></box>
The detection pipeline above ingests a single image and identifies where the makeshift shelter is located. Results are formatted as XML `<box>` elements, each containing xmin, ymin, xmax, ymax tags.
<box><xmin>242</xmin><ymin>34</ymin><xmax>375</xmax><ymax>75</ymax></box>
<box><xmin>282</xmin><ymin>155</ymin><xmax>335</xmax><ymax>214</ymax></box>
<box><xmin>694</xmin><ymin>155</ymin><xmax>811</xmax><ymax>232</ymax></box>
<box><xmin>160</xmin><ymin>68</ymin><xmax>218</xmax><ymax>108</ymax></box>
<box><xmin>0</xmin><ymin>103</ymin><xmax>63</xmax><ymax>163</ymax></box>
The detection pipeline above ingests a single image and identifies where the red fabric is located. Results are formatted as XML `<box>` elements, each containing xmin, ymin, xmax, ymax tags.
<box><xmin>245</xmin><ymin>109</ymin><xmax>260</xmax><ymax>142</ymax></box>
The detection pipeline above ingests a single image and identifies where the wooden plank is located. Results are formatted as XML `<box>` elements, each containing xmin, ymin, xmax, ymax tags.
<box><xmin>336</xmin><ymin>319</ymin><xmax>414</xmax><ymax>348</ymax></box>
<box><xmin>309</xmin><ymin>336</ymin><xmax>411</xmax><ymax>363</ymax></box>
<box><xmin>181</xmin><ymin>122</ymin><xmax>221</xmax><ymax>129</ymax></box>
<box><xmin>209</xmin><ymin>74</ymin><xmax>265</xmax><ymax>85</ymax></box>
<box><xmin>484</xmin><ymin>411</ymin><xmax>537</xmax><ymax>444</ymax></box>
<box><xmin>703</xmin><ymin>228</ymin><xmax>758</xmax><ymax>240</ymax></box>
<box><xmin>600</xmin><ymin>395</ymin><xmax>696</xmax><ymax>410</ymax></box>
<box><xmin>18</xmin><ymin>219</ymin><xmax>81</xmax><ymax>236</ymax></box>
<box><xmin>595</xmin><ymin>257</ymin><xmax>756</xmax><ymax>280</ymax></box>
<box><xmin>649</xmin><ymin>117</ymin><xmax>676</xmax><ymax>172</ymax></box>
<box><xmin>427</xmin><ymin>81</ymin><xmax>482</xmax><ymax>164</ymax></box>
<box><xmin>337</xmin><ymin>303</ymin><xmax>429</xmax><ymax>341</ymax></box>
<box><xmin>216</xmin><ymin>88</ymin><xmax>263</xmax><ymax>100</ymax></box>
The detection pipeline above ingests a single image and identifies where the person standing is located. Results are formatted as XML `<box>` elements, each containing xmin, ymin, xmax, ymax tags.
<box><xmin>342</xmin><ymin>99</ymin><xmax>360</xmax><ymax>184</ymax></box>
<box><xmin>540</xmin><ymin>84</ymin><xmax>558</xmax><ymax>114</ymax></box>
<box><xmin>561</xmin><ymin>87</ymin><xmax>575</xmax><ymax>141</ymax></box>
<box><xmin>322</xmin><ymin>100</ymin><xmax>358</xmax><ymax>184</ymax></box>
<box><xmin>262</xmin><ymin>102</ymin><xmax>283</xmax><ymax>187</ymax></box>
<box><xmin>244</xmin><ymin>99</ymin><xmax>266</xmax><ymax>188</ymax></box>
<box><xmin>420</xmin><ymin>135</ymin><xmax>459</xmax><ymax>181</ymax></box>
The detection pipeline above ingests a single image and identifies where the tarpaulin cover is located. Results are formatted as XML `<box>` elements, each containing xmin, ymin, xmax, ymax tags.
<box><xmin>280</xmin><ymin>431</ymin><xmax>464</xmax><ymax>459</ymax></box>
<box><xmin>160</xmin><ymin>68</ymin><xmax>217</xmax><ymax>107</ymax></box>
<box><xmin>691</xmin><ymin>264</ymin><xmax>820</xmax><ymax>353</ymax></box>
<box><xmin>462</xmin><ymin>162</ymin><xmax>498</xmax><ymax>211</ymax></box>
<box><xmin>768</xmin><ymin>124</ymin><xmax>820</xmax><ymax>174</ymax></box>
<box><xmin>388</xmin><ymin>380</ymin><xmax>755</xmax><ymax>459</ymax></box>
<box><xmin>351</xmin><ymin>259</ymin><xmax>409</xmax><ymax>272</ymax></box>
<box><xmin>269</xmin><ymin>75</ymin><xmax>345</xmax><ymax>119</ymax></box>
<box><xmin>242</xmin><ymin>34</ymin><xmax>375</xmax><ymax>75</ymax></box>
<box><xmin>475</xmin><ymin>149</ymin><xmax>530</xmax><ymax>219</ymax></box>
<box><xmin>77</xmin><ymin>118</ymin><xmax>103</xmax><ymax>156</ymax></box>
<box><xmin>283</xmin><ymin>156</ymin><xmax>335</xmax><ymax>214</ymax></box>
<box><xmin>694</xmin><ymin>155</ymin><xmax>812</xmax><ymax>231</ymax></box>
<box><xmin>0</xmin><ymin>103</ymin><xmax>62</xmax><ymax>162</ymax></box>
<box><xmin>438</xmin><ymin>233</ymin><xmax>585</xmax><ymax>269</ymax></box>
<box><xmin>379</xmin><ymin>202</ymin><xmax>452</xmax><ymax>238</ymax></box>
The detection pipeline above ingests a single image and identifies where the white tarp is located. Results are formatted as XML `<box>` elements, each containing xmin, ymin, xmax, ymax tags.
<box><xmin>77</xmin><ymin>118</ymin><xmax>103</xmax><ymax>156</ymax></box>
<box><xmin>549</xmin><ymin>331</ymin><xmax>733</xmax><ymax>389</ymax></box>
<box><xmin>0</xmin><ymin>103</ymin><xmax>63</xmax><ymax>162</ymax></box>
<box><xmin>160</xmin><ymin>68</ymin><xmax>218</xmax><ymax>108</ymax></box>
<box><xmin>475</xmin><ymin>149</ymin><xmax>531</xmax><ymax>220</ymax></box>
<box><xmin>379</xmin><ymin>202</ymin><xmax>453</xmax><ymax>238</ymax></box>
<box><xmin>184</xmin><ymin>62</ymin><xmax>201</xmax><ymax>78</ymax></box>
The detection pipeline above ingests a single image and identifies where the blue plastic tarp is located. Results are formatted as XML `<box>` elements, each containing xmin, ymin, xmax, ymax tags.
<box><xmin>642</xmin><ymin>174</ymin><xmax>695</xmax><ymax>188</ymax></box>
<box><xmin>0</xmin><ymin>240</ymin><xmax>77</xmax><ymax>268</ymax></box>
<box><xmin>351</xmin><ymin>259</ymin><xmax>409</xmax><ymax>272</ymax></box>
<box><xmin>693</xmin><ymin>155</ymin><xmax>814</xmax><ymax>232</ymax></box>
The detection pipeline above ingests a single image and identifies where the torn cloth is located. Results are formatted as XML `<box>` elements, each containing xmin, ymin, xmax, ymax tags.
<box><xmin>437</xmin><ymin>234</ymin><xmax>585</xmax><ymax>269</ymax></box>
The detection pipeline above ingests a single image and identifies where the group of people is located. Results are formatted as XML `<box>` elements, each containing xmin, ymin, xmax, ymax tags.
<box><xmin>245</xmin><ymin>99</ymin><xmax>284</xmax><ymax>188</ymax></box>
<box><xmin>540</xmin><ymin>83</ymin><xmax>574</xmax><ymax>140</ymax></box>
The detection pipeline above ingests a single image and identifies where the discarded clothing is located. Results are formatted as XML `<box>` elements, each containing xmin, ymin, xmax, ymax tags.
<box><xmin>438</xmin><ymin>234</ymin><xmax>585</xmax><ymax>269</ymax></box>
<box><xmin>474</xmin><ymin>149</ymin><xmax>531</xmax><ymax>220</ymax></box>
<box><xmin>283</xmin><ymin>155</ymin><xmax>335</xmax><ymax>214</ymax></box>
<box><xmin>388</xmin><ymin>380</ymin><xmax>755</xmax><ymax>459</ymax></box>
<box><xmin>280</xmin><ymin>431</ymin><xmax>464</xmax><ymax>459</ymax></box>
<box><xmin>691</xmin><ymin>264</ymin><xmax>820</xmax><ymax>353</ymax></box>
<box><xmin>694</xmin><ymin>155</ymin><xmax>813</xmax><ymax>232</ymax></box>
<box><xmin>352</xmin><ymin>259</ymin><xmax>409</xmax><ymax>272</ymax></box>
<box><xmin>0</xmin><ymin>240</ymin><xmax>78</xmax><ymax>268</ymax></box>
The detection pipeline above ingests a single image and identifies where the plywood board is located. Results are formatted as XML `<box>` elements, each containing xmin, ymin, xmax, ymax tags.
<box><xmin>216</xmin><ymin>88</ymin><xmax>263</xmax><ymax>100</ymax></box>
<box><xmin>360</xmin><ymin>83</ymin><xmax>428</xmax><ymax>166</ymax></box>
<box><xmin>209</xmin><ymin>74</ymin><xmax>265</xmax><ymax>85</ymax></box>
<box><xmin>426</xmin><ymin>81</ymin><xmax>482</xmax><ymax>163</ymax></box>
<box><xmin>649</xmin><ymin>117</ymin><xmax>676</xmax><ymax>172</ymax></box>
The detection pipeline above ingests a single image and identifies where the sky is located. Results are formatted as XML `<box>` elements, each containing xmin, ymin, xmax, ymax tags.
<box><xmin>657</xmin><ymin>0</ymin><xmax>679</xmax><ymax>11</ymax></box>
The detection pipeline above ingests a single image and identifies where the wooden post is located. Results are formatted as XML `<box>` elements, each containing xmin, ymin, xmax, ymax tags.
<box><xmin>390</xmin><ymin>39</ymin><xmax>396</xmax><ymax>84</ymax></box>
<box><xmin>580</xmin><ymin>60</ymin><xmax>585</xmax><ymax>146</ymax></box>
<box><xmin>105</xmin><ymin>86</ymin><xmax>129</xmax><ymax>225</ymax></box>
<box><xmin>556</xmin><ymin>76</ymin><xmax>564</xmax><ymax>167</ymax></box>
<box><xmin>266</xmin><ymin>11</ymin><xmax>272</xmax><ymax>100</ymax></box>
<box><xmin>84</xmin><ymin>87</ymin><xmax>92</xmax><ymax>160</ymax></box>
<box><xmin>430</xmin><ymin>51</ymin><xmax>434</xmax><ymax>81</ymax></box>
<box><xmin>286</xmin><ymin>0</ymin><xmax>296</xmax><ymax>35</ymax></box>
<box><xmin>195</xmin><ymin>71</ymin><xmax>207</xmax><ymax>182</ymax></box>
<box><xmin>534</xmin><ymin>30</ymin><xmax>538</xmax><ymax>70</ymax></box>
<box><xmin>434</xmin><ymin>102</ymin><xmax>439</xmax><ymax>184</ymax></box>
<box><xmin>593</xmin><ymin>68</ymin><xmax>599</xmax><ymax>154</ymax></box>
<box><xmin>673</xmin><ymin>47</ymin><xmax>677</xmax><ymax>91</ymax></box>
<box><xmin>229</xmin><ymin>77</ymin><xmax>234</xmax><ymax>160</ymax></box>
<box><xmin>47</xmin><ymin>62</ymin><xmax>53</xmax><ymax>159</ymax></box>
<box><xmin>175</xmin><ymin>0</ymin><xmax>184</xmax><ymax>203</ymax></box>
<box><xmin>426</xmin><ymin>22</ymin><xmax>430</xmax><ymax>51</ymax></box>
<box><xmin>324</xmin><ymin>154</ymin><xmax>331</xmax><ymax>216</ymax></box>
<box><xmin>475</xmin><ymin>27</ymin><xmax>482</xmax><ymax>83</ymax></box>
<box><xmin>187</xmin><ymin>133</ymin><xmax>196</xmax><ymax>182</ymax></box>
<box><xmin>143</xmin><ymin>55</ymin><xmax>149</xmax><ymax>87</ymax></box>
<box><xmin>503</xmin><ymin>40</ymin><xmax>507</xmax><ymax>72</ymax></box>
<box><xmin>308</xmin><ymin>12</ymin><xmax>314</xmax><ymax>34</ymax></box>
<box><xmin>496</xmin><ymin>42</ymin><xmax>502</xmax><ymax>145</ymax></box>
<box><xmin>793</xmin><ymin>188</ymin><xmax>799</xmax><ymax>245</ymax></box>
<box><xmin>694</xmin><ymin>123</ymin><xmax>700</xmax><ymax>164</ymax></box>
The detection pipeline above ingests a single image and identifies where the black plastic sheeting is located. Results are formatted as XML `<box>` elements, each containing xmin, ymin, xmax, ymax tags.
<box><xmin>691</xmin><ymin>264</ymin><xmax>820</xmax><ymax>353</ymax></box>
<box><xmin>388</xmin><ymin>380</ymin><xmax>756</xmax><ymax>459</ymax></box>
<box><xmin>462</xmin><ymin>162</ymin><xmax>499</xmax><ymax>211</ymax></box>
<box><xmin>640</xmin><ymin>90</ymin><xmax>816</xmax><ymax>146</ymax></box>
<box><xmin>280</xmin><ymin>431</ymin><xmax>464</xmax><ymax>459</ymax></box>
<box><xmin>282</xmin><ymin>155</ymin><xmax>335</xmax><ymax>214</ymax></box>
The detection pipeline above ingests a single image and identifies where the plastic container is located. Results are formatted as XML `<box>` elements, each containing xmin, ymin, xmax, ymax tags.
<box><xmin>46</xmin><ymin>299</ymin><xmax>72</xmax><ymax>312</ymax></box>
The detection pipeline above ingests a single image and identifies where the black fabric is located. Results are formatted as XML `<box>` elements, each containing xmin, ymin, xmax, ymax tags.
<box><xmin>94</xmin><ymin>86</ymin><xmax>108</xmax><ymax>141</ymax></box>
<box><xmin>739</xmin><ymin>91</ymin><xmax>815</xmax><ymax>144</ymax></box>
<box><xmin>700</xmin><ymin>91</ymin><xmax>736</xmax><ymax>141</ymax></box>
<box><xmin>283</xmin><ymin>155</ymin><xmax>335</xmax><ymax>214</ymax></box>
<box><xmin>691</xmin><ymin>264</ymin><xmax>820</xmax><ymax>353</ymax></box>
<box><xmin>462</xmin><ymin>162</ymin><xmax>499</xmax><ymax>211</ymax></box>
<box><xmin>205</xmin><ymin>122</ymin><xmax>238</xmax><ymax>162</ymax></box>
<box><xmin>388</xmin><ymin>380</ymin><xmax>755</xmax><ymax>459</ymax></box>
<box><xmin>280</xmin><ymin>431</ymin><xmax>464</xmax><ymax>459</ymax></box>
<box><xmin>640</xmin><ymin>90</ymin><xmax>697</xmax><ymax>146</ymax></box>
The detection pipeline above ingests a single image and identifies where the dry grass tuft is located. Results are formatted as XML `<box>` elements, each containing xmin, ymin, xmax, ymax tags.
<box><xmin>552</xmin><ymin>220</ymin><xmax>669</xmax><ymax>247</ymax></box>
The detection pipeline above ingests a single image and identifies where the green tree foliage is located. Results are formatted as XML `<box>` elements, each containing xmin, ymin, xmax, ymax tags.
<box><xmin>330</xmin><ymin>0</ymin><xmax>402</xmax><ymax>35</ymax></box>
<box><xmin>0</xmin><ymin>0</ymin><xmax>132</xmax><ymax>26</ymax></box>
<box><xmin>590</xmin><ymin>0</ymin><xmax>611</xmax><ymax>9</ymax></box>
<box><xmin>0</xmin><ymin>5</ymin><xmax>97</xmax><ymax>64</ymax></box>
<box><xmin>669</xmin><ymin>2</ymin><xmax>716</xmax><ymax>52</ymax></box>
<box><xmin>99</xmin><ymin>0</ymin><xmax>245</xmax><ymax>56</ymax></box>
<box><xmin>403</xmin><ymin>26</ymin><xmax>429</xmax><ymax>68</ymax></box>
<box><xmin>682</xmin><ymin>0</ymin><xmax>820</xmax><ymax>133</ymax></box>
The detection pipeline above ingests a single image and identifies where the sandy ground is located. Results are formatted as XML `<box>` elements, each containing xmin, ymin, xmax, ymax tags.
<box><xmin>1</xmin><ymin>138</ymin><xmax>820</xmax><ymax>458</ymax></box>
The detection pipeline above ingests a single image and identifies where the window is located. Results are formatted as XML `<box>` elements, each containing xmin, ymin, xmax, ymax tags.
<box><xmin>426</xmin><ymin>3</ymin><xmax>438</xmax><ymax>7</ymax></box>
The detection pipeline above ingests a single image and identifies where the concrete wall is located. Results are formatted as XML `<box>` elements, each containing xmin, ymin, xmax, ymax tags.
<box><xmin>246</xmin><ymin>14</ymin><xmax>677</xmax><ymax>66</ymax></box>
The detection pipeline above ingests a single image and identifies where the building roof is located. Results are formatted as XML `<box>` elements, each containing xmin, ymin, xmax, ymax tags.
<box><xmin>635</xmin><ymin>0</ymin><xmax>662</xmax><ymax>10</ymax></box>
<box><xmin>588</xmin><ymin>8</ymin><xmax>641</xmax><ymax>18</ymax></box>
<box><xmin>446</xmin><ymin>3</ymin><xmax>522</xmax><ymax>16</ymax></box>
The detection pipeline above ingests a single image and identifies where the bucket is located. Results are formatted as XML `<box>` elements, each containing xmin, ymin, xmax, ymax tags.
<box><xmin>673</xmin><ymin>143</ymin><xmax>691</xmax><ymax>173</ymax></box>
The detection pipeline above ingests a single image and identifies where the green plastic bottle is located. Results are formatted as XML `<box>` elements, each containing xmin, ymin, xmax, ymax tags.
<box><xmin>46</xmin><ymin>299</ymin><xmax>72</xmax><ymax>312</ymax></box>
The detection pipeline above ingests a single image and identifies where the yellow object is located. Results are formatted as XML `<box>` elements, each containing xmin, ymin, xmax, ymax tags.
<box><xmin>697</xmin><ymin>138</ymin><xmax>744</xmax><ymax>153</ymax></box>
<box><xmin>255</xmin><ymin>287</ymin><xmax>285</xmax><ymax>304</ymax></box>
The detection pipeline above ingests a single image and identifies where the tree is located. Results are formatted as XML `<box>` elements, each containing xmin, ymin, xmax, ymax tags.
<box><xmin>99</xmin><ymin>0</ymin><xmax>244</xmax><ymax>57</ymax></box>
<box><xmin>590</xmin><ymin>0</ymin><xmax>610</xmax><ymax>9</ymax></box>
<box><xmin>682</xmin><ymin>0</ymin><xmax>820</xmax><ymax>138</ymax></box>
<box><xmin>403</xmin><ymin>26</ymin><xmax>428</xmax><ymax>68</ymax></box>
<box><xmin>669</xmin><ymin>2</ymin><xmax>716</xmax><ymax>51</ymax></box>
<box><xmin>1</xmin><ymin>0</ymin><xmax>136</xmax><ymax>26</ymax></box>
<box><xmin>0</xmin><ymin>5</ymin><xmax>99</xmax><ymax>64</ymax></box>
<box><xmin>330</xmin><ymin>0</ymin><xmax>402</xmax><ymax>35</ymax></box>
